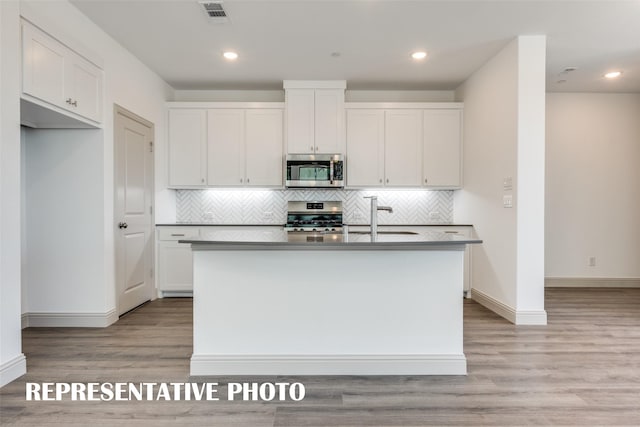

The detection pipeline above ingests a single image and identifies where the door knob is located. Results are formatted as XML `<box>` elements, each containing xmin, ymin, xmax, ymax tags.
<box><xmin>118</xmin><ymin>222</ymin><xmax>128</xmax><ymax>229</ymax></box>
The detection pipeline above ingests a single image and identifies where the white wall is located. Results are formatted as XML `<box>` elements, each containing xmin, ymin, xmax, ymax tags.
<box><xmin>346</xmin><ymin>90</ymin><xmax>455</xmax><ymax>102</ymax></box>
<box><xmin>515</xmin><ymin>37</ymin><xmax>546</xmax><ymax>314</ymax></box>
<box><xmin>172</xmin><ymin>89</ymin><xmax>455</xmax><ymax>103</ymax></box>
<box><xmin>546</xmin><ymin>93</ymin><xmax>640</xmax><ymax>279</ymax></box>
<box><xmin>454</xmin><ymin>36</ymin><xmax>547</xmax><ymax>324</ymax></box>
<box><xmin>23</xmin><ymin>129</ymin><xmax>107</xmax><ymax>314</ymax></box>
<box><xmin>19</xmin><ymin>0</ymin><xmax>173</xmax><ymax>326</ymax></box>
<box><xmin>173</xmin><ymin>90</ymin><xmax>284</xmax><ymax>102</ymax></box>
<box><xmin>0</xmin><ymin>0</ymin><xmax>27</xmax><ymax>387</ymax></box>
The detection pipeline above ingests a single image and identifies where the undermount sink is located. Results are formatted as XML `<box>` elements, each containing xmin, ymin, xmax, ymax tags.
<box><xmin>348</xmin><ymin>230</ymin><xmax>419</xmax><ymax>235</ymax></box>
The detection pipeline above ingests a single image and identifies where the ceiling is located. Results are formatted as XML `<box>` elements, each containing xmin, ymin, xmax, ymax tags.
<box><xmin>70</xmin><ymin>0</ymin><xmax>640</xmax><ymax>93</ymax></box>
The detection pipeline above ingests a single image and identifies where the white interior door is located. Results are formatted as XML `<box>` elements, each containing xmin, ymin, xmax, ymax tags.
<box><xmin>115</xmin><ymin>106</ymin><xmax>154</xmax><ymax>315</ymax></box>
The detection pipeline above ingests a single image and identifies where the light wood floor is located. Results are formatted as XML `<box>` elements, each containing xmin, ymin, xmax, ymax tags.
<box><xmin>1</xmin><ymin>288</ymin><xmax>639</xmax><ymax>426</ymax></box>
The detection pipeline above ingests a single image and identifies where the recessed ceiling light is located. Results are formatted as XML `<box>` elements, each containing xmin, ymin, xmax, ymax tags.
<box><xmin>604</xmin><ymin>71</ymin><xmax>622</xmax><ymax>79</ymax></box>
<box><xmin>411</xmin><ymin>51</ymin><xmax>427</xmax><ymax>60</ymax></box>
<box><xmin>223</xmin><ymin>51</ymin><xmax>238</xmax><ymax>60</ymax></box>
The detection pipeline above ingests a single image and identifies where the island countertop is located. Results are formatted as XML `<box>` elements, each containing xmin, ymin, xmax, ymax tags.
<box><xmin>180</xmin><ymin>228</ymin><xmax>481</xmax><ymax>250</ymax></box>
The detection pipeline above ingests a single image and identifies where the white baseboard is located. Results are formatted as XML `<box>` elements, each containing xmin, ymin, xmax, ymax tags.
<box><xmin>21</xmin><ymin>313</ymin><xmax>29</xmax><ymax>329</ymax></box>
<box><xmin>471</xmin><ymin>288</ymin><xmax>547</xmax><ymax>325</ymax></box>
<box><xmin>160</xmin><ymin>291</ymin><xmax>193</xmax><ymax>298</ymax></box>
<box><xmin>22</xmin><ymin>309</ymin><xmax>118</xmax><ymax>327</ymax></box>
<box><xmin>0</xmin><ymin>354</ymin><xmax>26</xmax><ymax>388</ymax></box>
<box><xmin>515</xmin><ymin>310</ymin><xmax>548</xmax><ymax>325</ymax></box>
<box><xmin>545</xmin><ymin>277</ymin><xmax>640</xmax><ymax>288</ymax></box>
<box><xmin>191</xmin><ymin>354</ymin><xmax>467</xmax><ymax>376</ymax></box>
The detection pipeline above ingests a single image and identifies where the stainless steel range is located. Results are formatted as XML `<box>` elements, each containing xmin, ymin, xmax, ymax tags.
<box><xmin>285</xmin><ymin>201</ymin><xmax>343</xmax><ymax>242</ymax></box>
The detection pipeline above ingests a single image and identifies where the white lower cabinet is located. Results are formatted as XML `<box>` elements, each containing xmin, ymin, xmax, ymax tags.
<box><xmin>425</xmin><ymin>226</ymin><xmax>474</xmax><ymax>297</ymax></box>
<box><xmin>156</xmin><ymin>226</ymin><xmax>284</xmax><ymax>296</ymax></box>
<box><xmin>346</xmin><ymin>225</ymin><xmax>475</xmax><ymax>296</ymax></box>
<box><xmin>157</xmin><ymin>227</ymin><xmax>199</xmax><ymax>295</ymax></box>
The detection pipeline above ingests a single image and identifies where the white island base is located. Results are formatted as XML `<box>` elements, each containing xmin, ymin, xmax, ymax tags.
<box><xmin>190</xmin><ymin>246</ymin><xmax>466</xmax><ymax>376</ymax></box>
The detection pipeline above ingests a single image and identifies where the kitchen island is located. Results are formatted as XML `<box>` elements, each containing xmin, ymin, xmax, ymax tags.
<box><xmin>183</xmin><ymin>229</ymin><xmax>481</xmax><ymax>376</ymax></box>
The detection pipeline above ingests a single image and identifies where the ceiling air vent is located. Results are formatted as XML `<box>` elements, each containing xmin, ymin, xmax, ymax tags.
<box><xmin>199</xmin><ymin>1</ymin><xmax>230</xmax><ymax>23</ymax></box>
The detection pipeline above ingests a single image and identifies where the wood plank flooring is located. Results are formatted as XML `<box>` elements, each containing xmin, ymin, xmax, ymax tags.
<box><xmin>1</xmin><ymin>288</ymin><xmax>639</xmax><ymax>426</ymax></box>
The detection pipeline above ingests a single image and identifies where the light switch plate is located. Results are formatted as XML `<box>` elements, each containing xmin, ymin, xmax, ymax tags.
<box><xmin>503</xmin><ymin>176</ymin><xmax>513</xmax><ymax>191</ymax></box>
<box><xmin>503</xmin><ymin>195</ymin><xmax>513</xmax><ymax>208</ymax></box>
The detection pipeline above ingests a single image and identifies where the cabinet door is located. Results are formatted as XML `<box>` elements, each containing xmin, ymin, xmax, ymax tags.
<box><xmin>384</xmin><ymin>110</ymin><xmax>422</xmax><ymax>187</ymax></box>
<box><xmin>208</xmin><ymin>109</ymin><xmax>245</xmax><ymax>186</ymax></box>
<box><xmin>168</xmin><ymin>109</ymin><xmax>207</xmax><ymax>187</ymax></box>
<box><xmin>314</xmin><ymin>89</ymin><xmax>344</xmax><ymax>154</ymax></box>
<box><xmin>22</xmin><ymin>22</ymin><xmax>67</xmax><ymax>109</ymax></box>
<box><xmin>346</xmin><ymin>109</ymin><xmax>384</xmax><ymax>187</ymax></box>
<box><xmin>245</xmin><ymin>109</ymin><xmax>283</xmax><ymax>186</ymax></box>
<box><xmin>158</xmin><ymin>241</ymin><xmax>193</xmax><ymax>292</ymax></box>
<box><xmin>286</xmin><ymin>89</ymin><xmax>315</xmax><ymax>154</ymax></box>
<box><xmin>423</xmin><ymin>109</ymin><xmax>462</xmax><ymax>188</ymax></box>
<box><xmin>67</xmin><ymin>52</ymin><xmax>103</xmax><ymax>122</ymax></box>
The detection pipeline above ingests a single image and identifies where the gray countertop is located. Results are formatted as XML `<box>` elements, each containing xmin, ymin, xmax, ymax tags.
<box><xmin>181</xmin><ymin>228</ymin><xmax>482</xmax><ymax>250</ymax></box>
<box><xmin>157</xmin><ymin>223</ymin><xmax>474</xmax><ymax>227</ymax></box>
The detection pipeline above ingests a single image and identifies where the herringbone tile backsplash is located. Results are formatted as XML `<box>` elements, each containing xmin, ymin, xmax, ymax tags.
<box><xmin>176</xmin><ymin>189</ymin><xmax>453</xmax><ymax>224</ymax></box>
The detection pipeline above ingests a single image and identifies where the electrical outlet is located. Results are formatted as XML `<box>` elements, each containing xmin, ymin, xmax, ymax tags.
<box><xmin>262</xmin><ymin>211</ymin><xmax>274</xmax><ymax>220</ymax></box>
<box><xmin>352</xmin><ymin>210</ymin><xmax>365</xmax><ymax>221</ymax></box>
<box><xmin>429</xmin><ymin>212</ymin><xmax>441</xmax><ymax>222</ymax></box>
<box><xmin>503</xmin><ymin>195</ymin><xmax>513</xmax><ymax>208</ymax></box>
<box><xmin>202</xmin><ymin>212</ymin><xmax>215</xmax><ymax>222</ymax></box>
<box><xmin>588</xmin><ymin>256</ymin><xmax>596</xmax><ymax>267</ymax></box>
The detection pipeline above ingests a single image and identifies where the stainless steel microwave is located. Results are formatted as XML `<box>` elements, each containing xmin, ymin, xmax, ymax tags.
<box><xmin>285</xmin><ymin>154</ymin><xmax>344</xmax><ymax>188</ymax></box>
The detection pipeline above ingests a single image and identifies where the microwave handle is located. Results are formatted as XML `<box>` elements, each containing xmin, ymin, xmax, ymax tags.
<box><xmin>329</xmin><ymin>159</ymin><xmax>334</xmax><ymax>184</ymax></box>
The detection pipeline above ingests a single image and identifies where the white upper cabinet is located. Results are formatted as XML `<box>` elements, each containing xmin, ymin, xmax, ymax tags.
<box><xmin>208</xmin><ymin>108</ymin><xmax>283</xmax><ymax>187</ymax></box>
<box><xmin>208</xmin><ymin>109</ymin><xmax>245</xmax><ymax>186</ymax></box>
<box><xmin>423</xmin><ymin>109</ymin><xmax>462</xmax><ymax>188</ymax></box>
<box><xmin>345</xmin><ymin>103</ymin><xmax>463</xmax><ymax>188</ymax></box>
<box><xmin>168</xmin><ymin>109</ymin><xmax>207</xmax><ymax>187</ymax></box>
<box><xmin>285</xmin><ymin>89</ymin><xmax>315</xmax><ymax>154</ymax></box>
<box><xmin>167</xmin><ymin>104</ymin><xmax>284</xmax><ymax>189</ymax></box>
<box><xmin>346</xmin><ymin>109</ymin><xmax>385</xmax><ymax>187</ymax></box>
<box><xmin>21</xmin><ymin>22</ymin><xmax>67</xmax><ymax>110</ymax></box>
<box><xmin>314</xmin><ymin>89</ymin><xmax>345</xmax><ymax>154</ymax></box>
<box><xmin>245</xmin><ymin>109</ymin><xmax>284</xmax><ymax>187</ymax></box>
<box><xmin>284</xmin><ymin>81</ymin><xmax>346</xmax><ymax>154</ymax></box>
<box><xmin>21</xmin><ymin>20</ymin><xmax>103</xmax><ymax>124</ymax></box>
<box><xmin>384</xmin><ymin>110</ymin><xmax>422</xmax><ymax>187</ymax></box>
<box><xmin>66</xmin><ymin>54</ymin><xmax>103</xmax><ymax>122</ymax></box>
<box><xmin>346</xmin><ymin>108</ymin><xmax>422</xmax><ymax>188</ymax></box>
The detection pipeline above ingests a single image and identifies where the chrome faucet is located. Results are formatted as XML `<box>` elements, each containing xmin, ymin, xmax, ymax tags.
<box><xmin>364</xmin><ymin>196</ymin><xmax>393</xmax><ymax>239</ymax></box>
